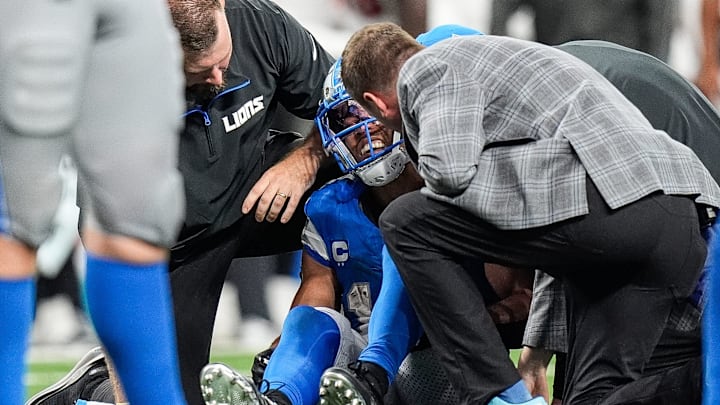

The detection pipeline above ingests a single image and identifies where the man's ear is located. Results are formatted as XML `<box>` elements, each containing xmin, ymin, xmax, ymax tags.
<box><xmin>363</xmin><ymin>91</ymin><xmax>388</xmax><ymax>118</ymax></box>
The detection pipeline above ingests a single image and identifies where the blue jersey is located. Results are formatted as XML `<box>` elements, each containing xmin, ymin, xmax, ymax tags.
<box><xmin>302</xmin><ymin>176</ymin><xmax>384</xmax><ymax>333</ymax></box>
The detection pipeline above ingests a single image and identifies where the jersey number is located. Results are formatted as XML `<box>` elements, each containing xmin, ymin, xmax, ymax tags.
<box><xmin>347</xmin><ymin>282</ymin><xmax>372</xmax><ymax>318</ymax></box>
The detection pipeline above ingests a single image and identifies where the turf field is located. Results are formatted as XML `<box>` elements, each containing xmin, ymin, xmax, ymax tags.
<box><xmin>26</xmin><ymin>349</ymin><xmax>555</xmax><ymax>401</ymax></box>
<box><xmin>26</xmin><ymin>351</ymin><xmax>255</xmax><ymax>401</ymax></box>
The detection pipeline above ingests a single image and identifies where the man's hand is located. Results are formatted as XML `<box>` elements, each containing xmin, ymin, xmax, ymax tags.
<box><xmin>242</xmin><ymin>131</ymin><xmax>326</xmax><ymax>223</ymax></box>
<box><xmin>517</xmin><ymin>346</ymin><xmax>554</xmax><ymax>404</ymax></box>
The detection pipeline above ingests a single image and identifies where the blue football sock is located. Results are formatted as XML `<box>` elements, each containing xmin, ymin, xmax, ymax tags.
<box><xmin>497</xmin><ymin>380</ymin><xmax>533</xmax><ymax>404</ymax></box>
<box><xmin>702</xmin><ymin>220</ymin><xmax>720</xmax><ymax>404</ymax></box>
<box><xmin>264</xmin><ymin>306</ymin><xmax>340</xmax><ymax>405</ymax></box>
<box><xmin>0</xmin><ymin>277</ymin><xmax>34</xmax><ymax>405</ymax></box>
<box><xmin>84</xmin><ymin>253</ymin><xmax>186</xmax><ymax>405</ymax></box>
<box><xmin>359</xmin><ymin>245</ymin><xmax>423</xmax><ymax>384</ymax></box>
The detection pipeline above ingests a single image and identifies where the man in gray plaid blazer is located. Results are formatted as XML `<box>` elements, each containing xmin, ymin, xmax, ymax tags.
<box><xmin>340</xmin><ymin>23</ymin><xmax>720</xmax><ymax>405</ymax></box>
<box><xmin>518</xmin><ymin>39</ymin><xmax>720</xmax><ymax>405</ymax></box>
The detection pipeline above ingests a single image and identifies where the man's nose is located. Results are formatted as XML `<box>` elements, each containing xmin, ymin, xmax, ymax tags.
<box><xmin>206</xmin><ymin>66</ymin><xmax>224</xmax><ymax>86</ymax></box>
<box><xmin>367</xmin><ymin>120</ymin><xmax>382</xmax><ymax>131</ymax></box>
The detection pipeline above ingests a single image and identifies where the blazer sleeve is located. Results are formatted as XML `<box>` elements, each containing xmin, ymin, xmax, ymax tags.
<box><xmin>522</xmin><ymin>270</ymin><xmax>568</xmax><ymax>353</ymax></box>
<box><xmin>399</xmin><ymin>55</ymin><xmax>486</xmax><ymax>197</ymax></box>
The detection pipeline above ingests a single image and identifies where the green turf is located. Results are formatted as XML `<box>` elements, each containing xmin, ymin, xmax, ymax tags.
<box><xmin>26</xmin><ymin>349</ymin><xmax>555</xmax><ymax>400</ymax></box>
<box><xmin>26</xmin><ymin>352</ymin><xmax>255</xmax><ymax>400</ymax></box>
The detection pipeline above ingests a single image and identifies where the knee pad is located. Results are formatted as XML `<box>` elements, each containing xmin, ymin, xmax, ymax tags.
<box><xmin>0</xmin><ymin>2</ymin><xmax>92</xmax><ymax>138</ymax></box>
<box><xmin>313</xmin><ymin>306</ymin><xmax>367</xmax><ymax>368</ymax></box>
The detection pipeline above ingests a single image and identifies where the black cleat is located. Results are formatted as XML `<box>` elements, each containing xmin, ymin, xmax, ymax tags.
<box><xmin>25</xmin><ymin>346</ymin><xmax>108</xmax><ymax>405</ymax></box>
<box><xmin>319</xmin><ymin>361</ymin><xmax>387</xmax><ymax>405</ymax></box>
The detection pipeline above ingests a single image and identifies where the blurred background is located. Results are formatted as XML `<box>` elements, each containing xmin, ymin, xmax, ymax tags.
<box><xmin>271</xmin><ymin>0</ymin><xmax>707</xmax><ymax>89</ymax></box>
<box><xmin>29</xmin><ymin>0</ymin><xmax>718</xmax><ymax>363</ymax></box>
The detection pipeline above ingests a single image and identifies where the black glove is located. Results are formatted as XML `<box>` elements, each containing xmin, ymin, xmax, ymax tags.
<box><xmin>251</xmin><ymin>347</ymin><xmax>275</xmax><ymax>386</ymax></box>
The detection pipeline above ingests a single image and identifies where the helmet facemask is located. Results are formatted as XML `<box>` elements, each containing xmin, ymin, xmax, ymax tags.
<box><xmin>317</xmin><ymin>97</ymin><xmax>408</xmax><ymax>186</ymax></box>
<box><xmin>316</xmin><ymin>58</ymin><xmax>409</xmax><ymax>187</ymax></box>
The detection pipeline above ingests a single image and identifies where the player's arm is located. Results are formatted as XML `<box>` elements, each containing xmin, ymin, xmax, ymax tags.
<box><xmin>292</xmin><ymin>212</ymin><xmax>343</xmax><ymax>311</ymax></box>
<box><xmin>484</xmin><ymin>263</ymin><xmax>533</xmax><ymax>324</ymax></box>
<box><xmin>263</xmin><ymin>251</ymin><xmax>340</xmax><ymax>350</ymax></box>
<box><xmin>289</xmin><ymin>250</ymin><xmax>341</xmax><ymax>310</ymax></box>
<box><xmin>517</xmin><ymin>346</ymin><xmax>554</xmax><ymax>403</ymax></box>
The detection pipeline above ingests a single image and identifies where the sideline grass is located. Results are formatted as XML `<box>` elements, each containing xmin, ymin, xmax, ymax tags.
<box><xmin>26</xmin><ymin>352</ymin><xmax>255</xmax><ymax>400</ymax></box>
<box><xmin>26</xmin><ymin>350</ymin><xmax>555</xmax><ymax>400</ymax></box>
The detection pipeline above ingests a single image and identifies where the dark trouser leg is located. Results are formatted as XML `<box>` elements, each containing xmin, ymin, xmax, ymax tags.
<box><xmin>597</xmin><ymin>356</ymin><xmax>702</xmax><ymax>405</ymax></box>
<box><xmin>561</xmin><ymin>183</ymin><xmax>704</xmax><ymax>404</ymax></box>
<box><xmin>380</xmin><ymin>180</ymin><xmax>705</xmax><ymax>404</ymax></box>
<box><xmin>170</xmin><ymin>231</ymin><xmax>239</xmax><ymax>405</ymax></box>
<box><xmin>553</xmin><ymin>352</ymin><xmax>566</xmax><ymax>402</ymax></box>
<box><xmin>379</xmin><ymin>192</ymin><xmax>526</xmax><ymax>404</ymax></box>
<box><xmin>562</xmin><ymin>284</ymin><xmax>699</xmax><ymax>404</ymax></box>
<box><xmin>588</xmin><ymin>286</ymin><xmax>702</xmax><ymax>405</ymax></box>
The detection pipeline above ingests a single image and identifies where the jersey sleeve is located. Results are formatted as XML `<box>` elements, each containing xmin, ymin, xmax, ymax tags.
<box><xmin>301</xmin><ymin>177</ymin><xmax>362</xmax><ymax>268</ymax></box>
<box><xmin>301</xmin><ymin>217</ymin><xmax>331</xmax><ymax>267</ymax></box>
<box><xmin>399</xmin><ymin>53</ymin><xmax>485</xmax><ymax>197</ymax></box>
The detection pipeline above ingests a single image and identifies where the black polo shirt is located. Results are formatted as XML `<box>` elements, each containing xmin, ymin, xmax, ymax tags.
<box><xmin>177</xmin><ymin>0</ymin><xmax>334</xmax><ymax>243</ymax></box>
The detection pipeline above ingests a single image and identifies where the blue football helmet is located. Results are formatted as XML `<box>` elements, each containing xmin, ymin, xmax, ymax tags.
<box><xmin>416</xmin><ymin>24</ymin><xmax>484</xmax><ymax>47</ymax></box>
<box><xmin>315</xmin><ymin>59</ymin><xmax>409</xmax><ymax>187</ymax></box>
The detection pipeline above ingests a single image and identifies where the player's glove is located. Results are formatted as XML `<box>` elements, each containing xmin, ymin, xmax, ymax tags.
<box><xmin>251</xmin><ymin>347</ymin><xmax>275</xmax><ymax>386</ymax></box>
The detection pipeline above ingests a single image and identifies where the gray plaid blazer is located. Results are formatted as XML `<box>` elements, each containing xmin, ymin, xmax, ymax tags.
<box><xmin>398</xmin><ymin>35</ymin><xmax>720</xmax><ymax>230</ymax></box>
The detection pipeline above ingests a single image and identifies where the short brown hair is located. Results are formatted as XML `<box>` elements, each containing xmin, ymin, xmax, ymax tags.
<box><xmin>341</xmin><ymin>22</ymin><xmax>424</xmax><ymax>100</ymax></box>
<box><xmin>167</xmin><ymin>0</ymin><xmax>223</xmax><ymax>64</ymax></box>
